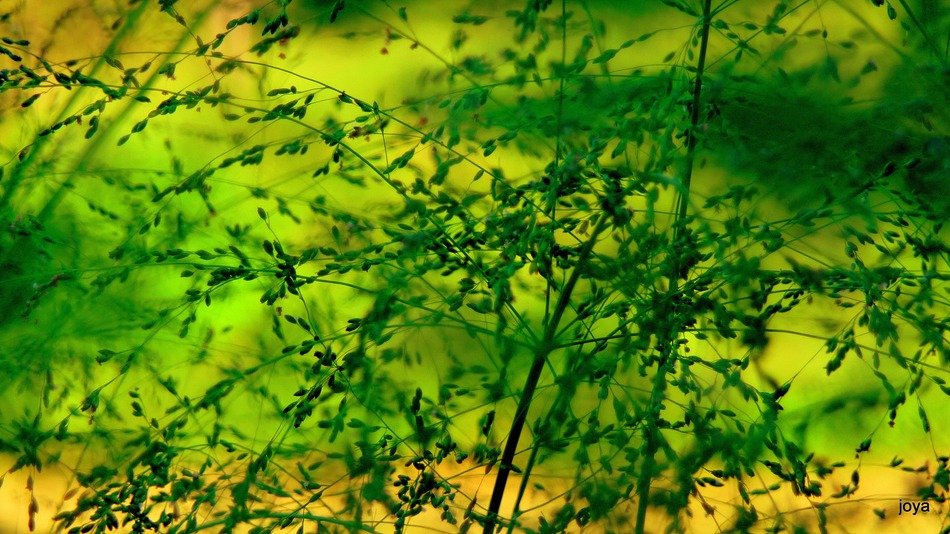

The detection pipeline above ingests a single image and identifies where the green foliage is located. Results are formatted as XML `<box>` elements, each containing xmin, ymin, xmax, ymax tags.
<box><xmin>0</xmin><ymin>1</ymin><xmax>946</xmax><ymax>533</ymax></box>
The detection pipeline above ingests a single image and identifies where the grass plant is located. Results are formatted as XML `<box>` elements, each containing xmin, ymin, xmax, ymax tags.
<box><xmin>0</xmin><ymin>1</ymin><xmax>946</xmax><ymax>532</ymax></box>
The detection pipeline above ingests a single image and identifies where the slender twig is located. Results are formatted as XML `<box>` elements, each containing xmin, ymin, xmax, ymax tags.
<box><xmin>35</xmin><ymin>6</ymin><xmax>216</xmax><ymax>224</ymax></box>
<box><xmin>483</xmin><ymin>214</ymin><xmax>608</xmax><ymax>534</ymax></box>
<box><xmin>506</xmin><ymin>2</ymin><xmax>570</xmax><ymax>528</ymax></box>
<box><xmin>635</xmin><ymin>2</ymin><xmax>713</xmax><ymax>533</ymax></box>
<box><xmin>0</xmin><ymin>1</ymin><xmax>151</xmax><ymax>212</ymax></box>
<box><xmin>672</xmin><ymin>0</ymin><xmax>713</xmax><ymax>252</ymax></box>
<box><xmin>895</xmin><ymin>0</ymin><xmax>944</xmax><ymax>61</ymax></box>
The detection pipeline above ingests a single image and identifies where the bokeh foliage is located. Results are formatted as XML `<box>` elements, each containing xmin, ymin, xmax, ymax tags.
<box><xmin>0</xmin><ymin>1</ymin><xmax>947</xmax><ymax>532</ymax></box>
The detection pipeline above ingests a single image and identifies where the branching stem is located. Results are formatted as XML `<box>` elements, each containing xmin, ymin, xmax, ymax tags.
<box><xmin>636</xmin><ymin>2</ymin><xmax>713</xmax><ymax>533</ymax></box>
<box><xmin>483</xmin><ymin>215</ymin><xmax>608</xmax><ymax>534</ymax></box>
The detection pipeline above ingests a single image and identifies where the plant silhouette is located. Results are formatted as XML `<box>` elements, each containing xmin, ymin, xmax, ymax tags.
<box><xmin>0</xmin><ymin>1</ymin><xmax>946</xmax><ymax>533</ymax></box>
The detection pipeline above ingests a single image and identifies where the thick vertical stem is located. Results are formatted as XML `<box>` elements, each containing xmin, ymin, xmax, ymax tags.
<box><xmin>634</xmin><ymin>1</ymin><xmax>712</xmax><ymax>533</ymax></box>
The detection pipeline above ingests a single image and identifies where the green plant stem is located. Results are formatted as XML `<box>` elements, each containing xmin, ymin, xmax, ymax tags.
<box><xmin>507</xmin><ymin>3</ymin><xmax>570</xmax><ymax>525</ymax></box>
<box><xmin>672</xmin><ymin>0</ymin><xmax>713</xmax><ymax>252</ymax></box>
<box><xmin>0</xmin><ymin>1</ymin><xmax>149</xmax><ymax>213</ymax></box>
<box><xmin>35</xmin><ymin>4</ymin><xmax>215</xmax><ymax>224</ymax></box>
<box><xmin>483</xmin><ymin>214</ymin><xmax>608</xmax><ymax>534</ymax></box>
<box><xmin>895</xmin><ymin>0</ymin><xmax>943</xmax><ymax>60</ymax></box>
<box><xmin>192</xmin><ymin>511</ymin><xmax>378</xmax><ymax>533</ymax></box>
<box><xmin>635</xmin><ymin>2</ymin><xmax>712</xmax><ymax>533</ymax></box>
<box><xmin>545</xmin><ymin>0</ymin><xmax>568</xmax><ymax>326</ymax></box>
<box><xmin>506</xmin><ymin>442</ymin><xmax>539</xmax><ymax>534</ymax></box>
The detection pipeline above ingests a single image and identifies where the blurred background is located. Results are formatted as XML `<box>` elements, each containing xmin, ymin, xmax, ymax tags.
<box><xmin>0</xmin><ymin>0</ymin><xmax>946</xmax><ymax>531</ymax></box>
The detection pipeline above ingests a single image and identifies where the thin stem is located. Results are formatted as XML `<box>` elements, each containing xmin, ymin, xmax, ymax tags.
<box><xmin>483</xmin><ymin>215</ymin><xmax>608</xmax><ymax>534</ymax></box>
<box><xmin>635</xmin><ymin>2</ymin><xmax>713</xmax><ymax>533</ymax></box>
<box><xmin>35</xmin><ymin>5</ymin><xmax>216</xmax><ymax>225</ymax></box>
<box><xmin>508</xmin><ymin>2</ymin><xmax>569</xmax><ymax>528</ymax></box>
<box><xmin>506</xmin><ymin>439</ymin><xmax>540</xmax><ymax>534</ymax></box>
<box><xmin>544</xmin><ymin>0</ymin><xmax>569</xmax><ymax>330</ymax></box>
<box><xmin>895</xmin><ymin>0</ymin><xmax>944</xmax><ymax>61</ymax></box>
<box><xmin>672</xmin><ymin>0</ymin><xmax>713</xmax><ymax>252</ymax></box>
<box><xmin>0</xmin><ymin>2</ymin><xmax>150</xmax><ymax>212</ymax></box>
